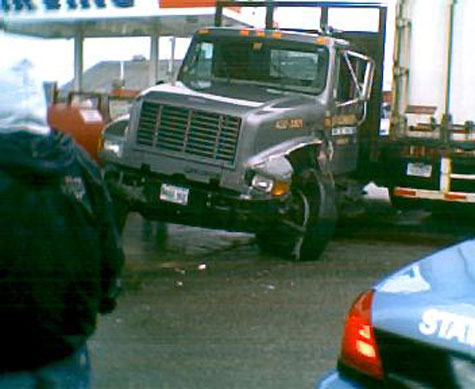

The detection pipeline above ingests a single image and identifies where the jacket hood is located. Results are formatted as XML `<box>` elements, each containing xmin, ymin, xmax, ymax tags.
<box><xmin>0</xmin><ymin>59</ymin><xmax>50</xmax><ymax>136</ymax></box>
<box><xmin>0</xmin><ymin>131</ymin><xmax>77</xmax><ymax>177</ymax></box>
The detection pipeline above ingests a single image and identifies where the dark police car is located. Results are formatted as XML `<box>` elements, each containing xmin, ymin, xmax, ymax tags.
<box><xmin>318</xmin><ymin>239</ymin><xmax>475</xmax><ymax>388</ymax></box>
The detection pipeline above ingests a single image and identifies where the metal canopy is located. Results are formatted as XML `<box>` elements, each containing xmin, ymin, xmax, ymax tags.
<box><xmin>216</xmin><ymin>1</ymin><xmax>385</xmax><ymax>30</ymax></box>
<box><xmin>1</xmin><ymin>3</ymin><xmax>251</xmax><ymax>90</ymax></box>
<box><xmin>2</xmin><ymin>8</ymin><xmax>249</xmax><ymax>38</ymax></box>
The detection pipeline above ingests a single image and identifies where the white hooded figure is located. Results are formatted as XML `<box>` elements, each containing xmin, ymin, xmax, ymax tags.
<box><xmin>0</xmin><ymin>59</ymin><xmax>50</xmax><ymax>136</ymax></box>
<box><xmin>0</xmin><ymin>59</ymin><xmax>123</xmax><ymax>389</ymax></box>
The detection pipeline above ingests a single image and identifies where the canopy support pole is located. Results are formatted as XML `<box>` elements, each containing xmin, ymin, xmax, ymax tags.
<box><xmin>169</xmin><ymin>36</ymin><xmax>176</xmax><ymax>78</ymax></box>
<box><xmin>149</xmin><ymin>34</ymin><xmax>160</xmax><ymax>86</ymax></box>
<box><xmin>73</xmin><ymin>32</ymin><xmax>84</xmax><ymax>91</ymax></box>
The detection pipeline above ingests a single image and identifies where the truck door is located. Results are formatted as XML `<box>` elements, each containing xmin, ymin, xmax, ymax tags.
<box><xmin>331</xmin><ymin>49</ymin><xmax>374</xmax><ymax>174</ymax></box>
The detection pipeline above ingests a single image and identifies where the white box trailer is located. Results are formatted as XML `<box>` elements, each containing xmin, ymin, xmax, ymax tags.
<box><xmin>385</xmin><ymin>0</ymin><xmax>475</xmax><ymax>207</ymax></box>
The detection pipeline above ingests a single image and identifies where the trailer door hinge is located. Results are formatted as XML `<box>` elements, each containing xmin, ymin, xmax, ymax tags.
<box><xmin>396</xmin><ymin>17</ymin><xmax>411</xmax><ymax>29</ymax></box>
<box><xmin>393</xmin><ymin>66</ymin><xmax>409</xmax><ymax>78</ymax></box>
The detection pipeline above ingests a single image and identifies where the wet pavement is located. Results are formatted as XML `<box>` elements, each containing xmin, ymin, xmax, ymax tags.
<box><xmin>89</xmin><ymin>184</ymin><xmax>475</xmax><ymax>389</ymax></box>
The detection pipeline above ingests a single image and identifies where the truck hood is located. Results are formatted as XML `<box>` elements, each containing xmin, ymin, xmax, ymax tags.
<box><xmin>130</xmin><ymin>81</ymin><xmax>324</xmax><ymax>188</ymax></box>
<box><xmin>142</xmin><ymin>81</ymin><xmax>318</xmax><ymax>115</ymax></box>
<box><xmin>372</xmin><ymin>239</ymin><xmax>475</xmax><ymax>357</ymax></box>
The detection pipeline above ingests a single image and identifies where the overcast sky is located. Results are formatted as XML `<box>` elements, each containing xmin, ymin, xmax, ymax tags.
<box><xmin>0</xmin><ymin>0</ymin><xmax>395</xmax><ymax>87</ymax></box>
<box><xmin>0</xmin><ymin>32</ymin><xmax>187</xmax><ymax>84</ymax></box>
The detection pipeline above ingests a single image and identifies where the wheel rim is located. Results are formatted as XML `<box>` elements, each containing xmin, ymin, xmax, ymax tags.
<box><xmin>287</xmin><ymin>189</ymin><xmax>310</xmax><ymax>260</ymax></box>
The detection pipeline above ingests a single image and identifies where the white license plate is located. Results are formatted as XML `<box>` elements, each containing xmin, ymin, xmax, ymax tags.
<box><xmin>406</xmin><ymin>162</ymin><xmax>432</xmax><ymax>178</ymax></box>
<box><xmin>160</xmin><ymin>184</ymin><xmax>189</xmax><ymax>205</ymax></box>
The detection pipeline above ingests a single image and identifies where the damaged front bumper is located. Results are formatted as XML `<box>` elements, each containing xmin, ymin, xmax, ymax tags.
<box><xmin>104</xmin><ymin>164</ymin><xmax>291</xmax><ymax>233</ymax></box>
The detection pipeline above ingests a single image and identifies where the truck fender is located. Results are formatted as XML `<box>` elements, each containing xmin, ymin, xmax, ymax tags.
<box><xmin>245</xmin><ymin>135</ymin><xmax>326</xmax><ymax>180</ymax></box>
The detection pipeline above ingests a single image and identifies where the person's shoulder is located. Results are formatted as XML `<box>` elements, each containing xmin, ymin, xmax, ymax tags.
<box><xmin>53</xmin><ymin>130</ymin><xmax>102</xmax><ymax>180</ymax></box>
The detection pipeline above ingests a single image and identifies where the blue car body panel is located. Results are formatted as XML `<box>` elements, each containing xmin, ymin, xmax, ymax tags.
<box><xmin>373</xmin><ymin>239</ymin><xmax>475</xmax><ymax>358</ymax></box>
<box><xmin>316</xmin><ymin>239</ymin><xmax>475</xmax><ymax>388</ymax></box>
<box><xmin>317</xmin><ymin>369</ymin><xmax>364</xmax><ymax>389</ymax></box>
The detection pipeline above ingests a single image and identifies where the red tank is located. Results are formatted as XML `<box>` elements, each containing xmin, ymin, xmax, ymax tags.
<box><xmin>47</xmin><ymin>90</ymin><xmax>138</xmax><ymax>163</ymax></box>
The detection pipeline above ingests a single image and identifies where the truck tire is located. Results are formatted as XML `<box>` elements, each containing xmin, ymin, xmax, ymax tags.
<box><xmin>256</xmin><ymin>169</ymin><xmax>337</xmax><ymax>261</ymax></box>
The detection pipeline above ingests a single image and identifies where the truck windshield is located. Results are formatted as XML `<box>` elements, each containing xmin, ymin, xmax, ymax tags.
<box><xmin>179</xmin><ymin>37</ymin><xmax>329</xmax><ymax>95</ymax></box>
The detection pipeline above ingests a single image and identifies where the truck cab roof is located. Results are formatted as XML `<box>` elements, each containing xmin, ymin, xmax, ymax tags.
<box><xmin>195</xmin><ymin>27</ymin><xmax>350</xmax><ymax>49</ymax></box>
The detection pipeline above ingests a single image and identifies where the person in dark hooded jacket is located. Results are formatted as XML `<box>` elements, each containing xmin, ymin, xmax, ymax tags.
<box><xmin>0</xmin><ymin>60</ymin><xmax>124</xmax><ymax>387</ymax></box>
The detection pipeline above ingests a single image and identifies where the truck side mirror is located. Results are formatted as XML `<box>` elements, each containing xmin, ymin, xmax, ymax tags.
<box><xmin>335</xmin><ymin>51</ymin><xmax>374</xmax><ymax>109</ymax></box>
<box><xmin>360</xmin><ymin>58</ymin><xmax>375</xmax><ymax>102</ymax></box>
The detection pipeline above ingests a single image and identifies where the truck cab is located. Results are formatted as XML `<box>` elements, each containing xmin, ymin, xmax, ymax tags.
<box><xmin>101</xmin><ymin>1</ymin><xmax>386</xmax><ymax>261</ymax></box>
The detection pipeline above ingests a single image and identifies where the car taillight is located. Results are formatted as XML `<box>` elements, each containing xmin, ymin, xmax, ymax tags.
<box><xmin>339</xmin><ymin>289</ymin><xmax>383</xmax><ymax>380</ymax></box>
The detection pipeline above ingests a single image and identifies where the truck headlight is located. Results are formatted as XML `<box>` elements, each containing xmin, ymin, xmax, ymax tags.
<box><xmin>252</xmin><ymin>174</ymin><xmax>274</xmax><ymax>193</ymax></box>
<box><xmin>246</xmin><ymin>154</ymin><xmax>293</xmax><ymax>197</ymax></box>
<box><xmin>251</xmin><ymin>174</ymin><xmax>290</xmax><ymax>196</ymax></box>
<box><xmin>103</xmin><ymin>138</ymin><xmax>124</xmax><ymax>158</ymax></box>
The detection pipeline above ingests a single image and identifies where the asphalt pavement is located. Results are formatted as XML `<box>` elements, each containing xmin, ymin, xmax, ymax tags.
<box><xmin>88</xmin><ymin>184</ymin><xmax>474</xmax><ymax>388</ymax></box>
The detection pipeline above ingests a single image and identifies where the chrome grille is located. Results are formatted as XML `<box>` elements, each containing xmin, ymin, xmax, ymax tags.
<box><xmin>136</xmin><ymin>101</ymin><xmax>241</xmax><ymax>166</ymax></box>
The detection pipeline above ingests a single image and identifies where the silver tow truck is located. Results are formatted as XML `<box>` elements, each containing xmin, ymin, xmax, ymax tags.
<box><xmin>100</xmin><ymin>1</ymin><xmax>387</xmax><ymax>261</ymax></box>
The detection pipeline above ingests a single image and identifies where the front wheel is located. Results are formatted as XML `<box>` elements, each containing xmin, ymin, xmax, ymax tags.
<box><xmin>256</xmin><ymin>169</ymin><xmax>337</xmax><ymax>261</ymax></box>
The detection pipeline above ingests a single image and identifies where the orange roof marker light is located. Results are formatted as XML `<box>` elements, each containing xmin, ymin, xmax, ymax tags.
<box><xmin>316</xmin><ymin>37</ymin><xmax>329</xmax><ymax>45</ymax></box>
<box><xmin>272</xmin><ymin>32</ymin><xmax>282</xmax><ymax>39</ymax></box>
<box><xmin>240</xmin><ymin>29</ymin><xmax>251</xmax><ymax>36</ymax></box>
<box><xmin>198</xmin><ymin>28</ymin><xmax>210</xmax><ymax>35</ymax></box>
<box><xmin>256</xmin><ymin>31</ymin><xmax>266</xmax><ymax>38</ymax></box>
